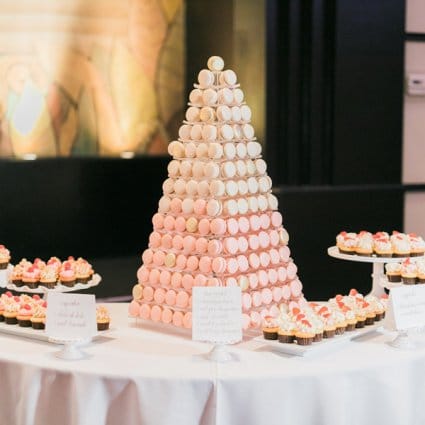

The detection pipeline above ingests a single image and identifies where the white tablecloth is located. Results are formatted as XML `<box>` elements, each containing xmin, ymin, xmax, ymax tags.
<box><xmin>0</xmin><ymin>303</ymin><xmax>424</xmax><ymax>425</ymax></box>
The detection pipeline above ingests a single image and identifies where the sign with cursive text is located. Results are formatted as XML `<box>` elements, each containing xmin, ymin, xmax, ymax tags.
<box><xmin>46</xmin><ymin>293</ymin><xmax>97</xmax><ymax>340</ymax></box>
<box><xmin>192</xmin><ymin>287</ymin><xmax>242</xmax><ymax>344</ymax></box>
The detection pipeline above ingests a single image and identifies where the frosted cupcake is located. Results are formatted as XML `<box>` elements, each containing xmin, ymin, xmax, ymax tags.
<box><xmin>391</xmin><ymin>232</ymin><xmax>410</xmax><ymax>257</ymax></box>
<box><xmin>39</xmin><ymin>265</ymin><xmax>58</xmax><ymax>288</ymax></box>
<box><xmin>338</xmin><ymin>232</ymin><xmax>357</xmax><ymax>255</ymax></box>
<box><xmin>4</xmin><ymin>301</ymin><xmax>19</xmax><ymax>324</ymax></box>
<box><xmin>385</xmin><ymin>263</ymin><xmax>402</xmax><ymax>282</ymax></box>
<box><xmin>416</xmin><ymin>259</ymin><xmax>425</xmax><ymax>284</ymax></box>
<box><xmin>356</xmin><ymin>231</ymin><xmax>373</xmax><ymax>256</ymax></box>
<box><xmin>262</xmin><ymin>315</ymin><xmax>279</xmax><ymax>340</ymax></box>
<box><xmin>401</xmin><ymin>258</ymin><xmax>417</xmax><ymax>285</ymax></box>
<box><xmin>75</xmin><ymin>258</ymin><xmax>93</xmax><ymax>284</ymax></box>
<box><xmin>408</xmin><ymin>233</ymin><xmax>425</xmax><ymax>257</ymax></box>
<box><xmin>294</xmin><ymin>319</ymin><xmax>315</xmax><ymax>345</ymax></box>
<box><xmin>22</xmin><ymin>266</ymin><xmax>40</xmax><ymax>289</ymax></box>
<box><xmin>333</xmin><ymin>310</ymin><xmax>347</xmax><ymax>335</ymax></box>
<box><xmin>17</xmin><ymin>304</ymin><xmax>33</xmax><ymax>327</ymax></box>
<box><xmin>31</xmin><ymin>302</ymin><xmax>47</xmax><ymax>330</ymax></box>
<box><xmin>60</xmin><ymin>261</ymin><xmax>76</xmax><ymax>287</ymax></box>
<box><xmin>373</xmin><ymin>237</ymin><xmax>392</xmax><ymax>257</ymax></box>
<box><xmin>277</xmin><ymin>312</ymin><xmax>296</xmax><ymax>343</ymax></box>
<box><xmin>0</xmin><ymin>245</ymin><xmax>10</xmax><ymax>269</ymax></box>
<box><xmin>96</xmin><ymin>305</ymin><xmax>110</xmax><ymax>331</ymax></box>
<box><xmin>365</xmin><ymin>295</ymin><xmax>385</xmax><ymax>321</ymax></box>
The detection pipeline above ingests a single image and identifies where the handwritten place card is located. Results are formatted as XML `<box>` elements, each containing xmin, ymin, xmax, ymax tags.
<box><xmin>385</xmin><ymin>285</ymin><xmax>425</xmax><ymax>331</ymax></box>
<box><xmin>46</xmin><ymin>293</ymin><xmax>97</xmax><ymax>340</ymax></box>
<box><xmin>192</xmin><ymin>287</ymin><xmax>242</xmax><ymax>344</ymax></box>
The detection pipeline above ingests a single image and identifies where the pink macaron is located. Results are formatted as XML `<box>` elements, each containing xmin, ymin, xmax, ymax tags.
<box><xmin>194</xmin><ymin>274</ymin><xmax>207</xmax><ymax>287</ymax></box>
<box><xmin>182</xmin><ymin>274</ymin><xmax>194</xmax><ymax>290</ymax></box>
<box><xmin>248</xmin><ymin>234</ymin><xmax>260</xmax><ymax>250</ymax></box>
<box><xmin>208</xmin><ymin>239</ymin><xmax>222</xmax><ymax>256</ymax></box>
<box><xmin>161</xmin><ymin>308</ymin><xmax>173</xmax><ymax>324</ymax></box>
<box><xmin>248</xmin><ymin>253</ymin><xmax>260</xmax><ymax>269</ymax></box>
<box><xmin>194</xmin><ymin>199</ymin><xmax>207</xmax><ymax>215</ymax></box>
<box><xmin>175</xmin><ymin>216</ymin><xmax>187</xmax><ymax>232</ymax></box>
<box><xmin>154</xmin><ymin>288</ymin><xmax>166</xmax><ymax>303</ymax></box>
<box><xmin>238</xmin><ymin>216</ymin><xmax>250</xmax><ymax>233</ymax></box>
<box><xmin>198</xmin><ymin>218</ymin><xmax>211</xmax><ymax>235</ymax></box>
<box><xmin>173</xmin><ymin>310</ymin><xmax>184</xmax><ymax>327</ymax></box>
<box><xmin>171</xmin><ymin>272</ymin><xmax>182</xmax><ymax>288</ymax></box>
<box><xmin>186</xmin><ymin>256</ymin><xmax>199</xmax><ymax>272</ymax></box>
<box><xmin>183</xmin><ymin>235</ymin><xmax>196</xmax><ymax>253</ymax></box>
<box><xmin>287</xmin><ymin>262</ymin><xmax>298</xmax><ymax>279</ymax></box>
<box><xmin>142</xmin><ymin>249</ymin><xmax>154</xmax><ymax>265</ymax></box>
<box><xmin>152</xmin><ymin>213</ymin><xmax>164</xmax><ymax>229</ymax></box>
<box><xmin>165</xmin><ymin>289</ymin><xmax>177</xmax><ymax>306</ymax></box>
<box><xmin>172</xmin><ymin>235</ymin><xmax>184</xmax><ymax>250</ymax></box>
<box><xmin>272</xmin><ymin>286</ymin><xmax>282</xmax><ymax>302</ymax></box>
<box><xmin>258</xmin><ymin>232</ymin><xmax>270</xmax><ymax>249</ymax></box>
<box><xmin>268</xmin><ymin>268</ymin><xmax>278</xmax><ymax>284</ymax></box>
<box><xmin>258</xmin><ymin>270</ymin><xmax>269</xmax><ymax>287</ymax></box>
<box><xmin>238</xmin><ymin>237</ymin><xmax>249</xmax><ymax>253</ymax></box>
<box><xmin>195</xmin><ymin>237</ymin><xmax>208</xmax><ymax>254</ymax></box>
<box><xmin>139</xmin><ymin>303</ymin><xmax>151</xmax><ymax>320</ymax></box>
<box><xmin>176</xmin><ymin>290</ymin><xmax>189</xmax><ymax>308</ymax></box>
<box><xmin>211</xmin><ymin>218</ymin><xmax>226</xmax><ymax>235</ymax></box>
<box><xmin>161</xmin><ymin>234</ymin><xmax>173</xmax><ymax>249</ymax></box>
<box><xmin>170</xmin><ymin>198</ymin><xmax>183</xmax><ymax>214</ymax></box>
<box><xmin>261</xmin><ymin>288</ymin><xmax>273</xmax><ymax>305</ymax></box>
<box><xmin>290</xmin><ymin>279</ymin><xmax>302</xmax><ymax>297</ymax></box>
<box><xmin>277</xmin><ymin>266</ymin><xmax>287</xmax><ymax>283</ymax></box>
<box><xmin>149</xmin><ymin>232</ymin><xmax>162</xmax><ymax>248</ymax></box>
<box><xmin>149</xmin><ymin>269</ymin><xmax>160</xmax><ymax>284</ymax></box>
<box><xmin>226</xmin><ymin>277</ymin><xmax>238</xmax><ymax>287</ymax></box>
<box><xmin>151</xmin><ymin>306</ymin><xmax>162</xmax><ymax>322</ymax></box>
<box><xmin>227</xmin><ymin>258</ymin><xmax>239</xmax><ymax>274</ymax></box>
<box><xmin>183</xmin><ymin>312</ymin><xmax>192</xmax><ymax>329</ymax></box>
<box><xmin>199</xmin><ymin>256</ymin><xmax>212</xmax><ymax>273</ymax></box>
<box><xmin>153</xmin><ymin>250</ymin><xmax>166</xmax><ymax>266</ymax></box>
<box><xmin>269</xmin><ymin>230</ymin><xmax>280</xmax><ymax>247</ymax></box>
<box><xmin>280</xmin><ymin>246</ymin><xmax>291</xmax><ymax>262</ymax></box>
<box><xmin>242</xmin><ymin>293</ymin><xmax>252</xmax><ymax>311</ymax></box>
<box><xmin>281</xmin><ymin>284</ymin><xmax>291</xmax><ymax>300</ymax></box>
<box><xmin>259</xmin><ymin>252</ymin><xmax>270</xmax><ymax>268</ymax></box>
<box><xmin>142</xmin><ymin>286</ymin><xmax>154</xmax><ymax>302</ymax></box>
<box><xmin>249</xmin><ymin>215</ymin><xmax>261</xmax><ymax>232</ymax></box>
<box><xmin>269</xmin><ymin>248</ymin><xmax>280</xmax><ymax>265</ymax></box>
<box><xmin>212</xmin><ymin>257</ymin><xmax>226</xmax><ymax>274</ymax></box>
<box><xmin>159</xmin><ymin>270</ymin><xmax>171</xmax><ymax>286</ymax></box>
<box><xmin>226</xmin><ymin>218</ymin><xmax>239</xmax><ymax>235</ymax></box>
<box><xmin>242</xmin><ymin>314</ymin><xmax>251</xmax><ymax>330</ymax></box>
<box><xmin>129</xmin><ymin>300</ymin><xmax>140</xmax><ymax>317</ymax></box>
<box><xmin>249</xmin><ymin>273</ymin><xmax>259</xmax><ymax>289</ymax></box>
<box><xmin>260</xmin><ymin>213</ymin><xmax>271</xmax><ymax>230</ymax></box>
<box><xmin>137</xmin><ymin>266</ymin><xmax>149</xmax><ymax>283</ymax></box>
<box><xmin>224</xmin><ymin>237</ymin><xmax>239</xmax><ymax>255</ymax></box>
<box><xmin>252</xmin><ymin>291</ymin><xmax>262</xmax><ymax>307</ymax></box>
<box><xmin>237</xmin><ymin>255</ymin><xmax>249</xmax><ymax>272</ymax></box>
<box><xmin>271</xmin><ymin>211</ymin><xmax>283</xmax><ymax>227</ymax></box>
<box><xmin>207</xmin><ymin>277</ymin><xmax>221</xmax><ymax>287</ymax></box>
<box><xmin>176</xmin><ymin>254</ymin><xmax>187</xmax><ymax>270</ymax></box>
<box><xmin>163</xmin><ymin>215</ymin><xmax>175</xmax><ymax>231</ymax></box>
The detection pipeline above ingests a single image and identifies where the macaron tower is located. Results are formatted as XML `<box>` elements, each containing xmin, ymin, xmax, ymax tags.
<box><xmin>129</xmin><ymin>56</ymin><xmax>304</xmax><ymax>330</ymax></box>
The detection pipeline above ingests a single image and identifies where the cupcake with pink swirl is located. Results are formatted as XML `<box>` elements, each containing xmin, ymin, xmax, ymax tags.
<box><xmin>59</xmin><ymin>261</ymin><xmax>76</xmax><ymax>287</ymax></box>
<box><xmin>75</xmin><ymin>258</ymin><xmax>93</xmax><ymax>284</ymax></box>
<box><xmin>401</xmin><ymin>258</ymin><xmax>417</xmax><ymax>285</ymax></box>
<box><xmin>39</xmin><ymin>265</ymin><xmax>58</xmax><ymax>289</ymax></box>
<box><xmin>17</xmin><ymin>304</ymin><xmax>33</xmax><ymax>327</ymax></box>
<box><xmin>408</xmin><ymin>233</ymin><xmax>425</xmax><ymax>257</ymax></box>
<box><xmin>22</xmin><ymin>266</ymin><xmax>40</xmax><ymax>289</ymax></box>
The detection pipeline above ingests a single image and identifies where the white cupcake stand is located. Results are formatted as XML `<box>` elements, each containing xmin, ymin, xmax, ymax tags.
<box><xmin>328</xmin><ymin>246</ymin><xmax>425</xmax><ymax>350</ymax></box>
<box><xmin>327</xmin><ymin>246</ymin><xmax>410</xmax><ymax>297</ymax></box>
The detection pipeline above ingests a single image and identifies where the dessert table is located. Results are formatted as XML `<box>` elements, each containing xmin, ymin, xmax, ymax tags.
<box><xmin>1</xmin><ymin>303</ymin><xmax>425</xmax><ymax>425</ymax></box>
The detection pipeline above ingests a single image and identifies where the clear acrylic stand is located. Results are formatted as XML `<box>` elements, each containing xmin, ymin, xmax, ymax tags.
<box><xmin>388</xmin><ymin>329</ymin><xmax>416</xmax><ymax>350</ymax></box>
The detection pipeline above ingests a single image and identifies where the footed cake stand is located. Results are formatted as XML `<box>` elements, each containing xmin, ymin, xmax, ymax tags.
<box><xmin>327</xmin><ymin>246</ymin><xmax>411</xmax><ymax>297</ymax></box>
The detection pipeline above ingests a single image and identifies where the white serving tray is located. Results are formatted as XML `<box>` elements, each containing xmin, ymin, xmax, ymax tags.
<box><xmin>0</xmin><ymin>320</ymin><xmax>111</xmax><ymax>344</ymax></box>
<box><xmin>6</xmin><ymin>273</ymin><xmax>101</xmax><ymax>294</ymax></box>
<box><xmin>254</xmin><ymin>323</ymin><xmax>383</xmax><ymax>357</ymax></box>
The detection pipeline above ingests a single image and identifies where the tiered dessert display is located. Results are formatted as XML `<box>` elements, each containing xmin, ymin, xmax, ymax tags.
<box><xmin>129</xmin><ymin>56</ymin><xmax>304</xmax><ymax>330</ymax></box>
<box><xmin>0</xmin><ymin>245</ymin><xmax>12</xmax><ymax>288</ymax></box>
<box><xmin>6</xmin><ymin>256</ymin><xmax>101</xmax><ymax>294</ymax></box>
<box><xmin>329</xmin><ymin>231</ymin><xmax>425</xmax><ymax>296</ymax></box>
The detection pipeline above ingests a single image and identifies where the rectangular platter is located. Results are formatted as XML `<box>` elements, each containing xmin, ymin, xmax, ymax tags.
<box><xmin>0</xmin><ymin>321</ymin><xmax>110</xmax><ymax>344</ymax></box>
<box><xmin>254</xmin><ymin>324</ymin><xmax>383</xmax><ymax>357</ymax></box>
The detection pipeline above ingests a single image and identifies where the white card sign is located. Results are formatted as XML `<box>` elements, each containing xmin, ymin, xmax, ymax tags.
<box><xmin>46</xmin><ymin>293</ymin><xmax>97</xmax><ymax>340</ymax></box>
<box><xmin>192</xmin><ymin>287</ymin><xmax>242</xmax><ymax>344</ymax></box>
<box><xmin>385</xmin><ymin>285</ymin><xmax>425</xmax><ymax>331</ymax></box>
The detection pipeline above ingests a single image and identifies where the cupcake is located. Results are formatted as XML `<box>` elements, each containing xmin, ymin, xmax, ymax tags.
<box><xmin>363</xmin><ymin>301</ymin><xmax>376</xmax><ymax>325</ymax></box>
<box><xmin>39</xmin><ymin>265</ymin><xmax>58</xmax><ymax>289</ymax></box>
<box><xmin>408</xmin><ymin>233</ymin><xmax>425</xmax><ymax>257</ymax></box>
<box><xmin>59</xmin><ymin>261</ymin><xmax>76</xmax><ymax>287</ymax></box>
<box><xmin>96</xmin><ymin>305</ymin><xmax>110</xmax><ymax>331</ymax></box>
<box><xmin>365</xmin><ymin>295</ymin><xmax>385</xmax><ymax>321</ymax></box>
<box><xmin>31</xmin><ymin>302</ymin><xmax>47</xmax><ymax>330</ymax></box>
<box><xmin>416</xmin><ymin>259</ymin><xmax>425</xmax><ymax>284</ymax></box>
<box><xmin>17</xmin><ymin>304</ymin><xmax>33</xmax><ymax>327</ymax></box>
<box><xmin>3</xmin><ymin>300</ymin><xmax>19</xmax><ymax>324</ymax></box>
<box><xmin>262</xmin><ymin>315</ymin><xmax>279</xmax><ymax>340</ymax></box>
<box><xmin>47</xmin><ymin>257</ymin><xmax>62</xmax><ymax>271</ymax></box>
<box><xmin>338</xmin><ymin>232</ymin><xmax>358</xmax><ymax>254</ymax></box>
<box><xmin>22</xmin><ymin>266</ymin><xmax>40</xmax><ymax>289</ymax></box>
<box><xmin>277</xmin><ymin>312</ymin><xmax>296</xmax><ymax>343</ymax></box>
<box><xmin>373</xmin><ymin>237</ymin><xmax>393</xmax><ymax>257</ymax></box>
<box><xmin>356</xmin><ymin>231</ymin><xmax>373</xmax><ymax>256</ymax></box>
<box><xmin>333</xmin><ymin>310</ymin><xmax>347</xmax><ymax>335</ymax></box>
<box><xmin>10</xmin><ymin>265</ymin><xmax>24</xmax><ymax>287</ymax></box>
<box><xmin>385</xmin><ymin>263</ymin><xmax>402</xmax><ymax>282</ymax></box>
<box><xmin>33</xmin><ymin>258</ymin><xmax>46</xmax><ymax>270</ymax></box>
<box><xmin>401</xmin><ymin>258</ymin><xmax>417</xmax><ymax>285</ymax></box>
<box><xmin>391</xmin><ymin>232</ymin><xmax>410</xmax><ymax>257</ymax></box>
<box><xmin>294</xmin><ymin>319</ymin><xmax>315</xmax><ymax>345</ymax></box>
<box><xmin>343</xmin><ymin>306</ymin><xmax>357</xmax><ymax>331</ymax></box>
<box><xmin>0</xmin><ymin>245</ymin><xmax>10</xmax><ymax>269</ymax></box>
<box><xmin>354</xmin><ymin>303</ymin><xmax>367</xmax><ymax>328</ymax></box>
<box><xmin>75</xmin><ymin>258</ymin><xmax>94</xmax><ymax>284</ymax></box>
